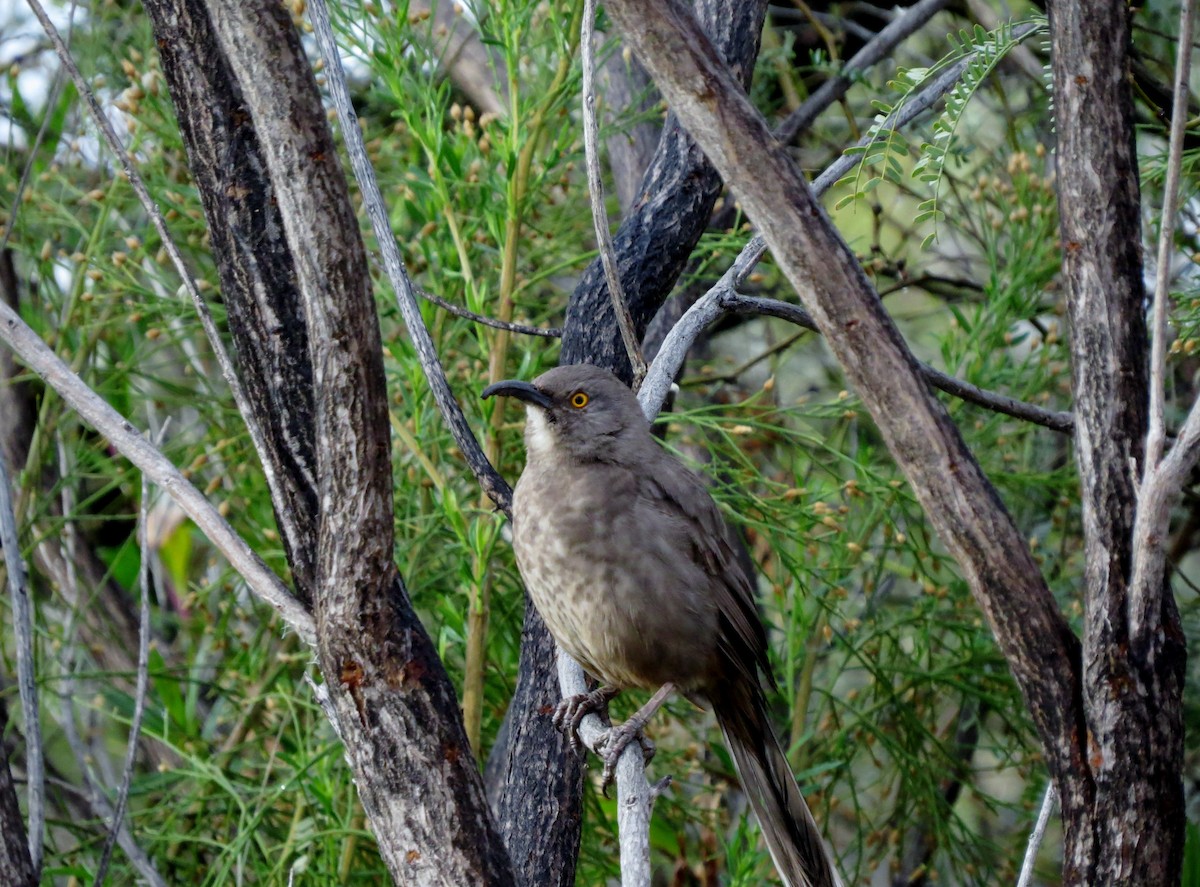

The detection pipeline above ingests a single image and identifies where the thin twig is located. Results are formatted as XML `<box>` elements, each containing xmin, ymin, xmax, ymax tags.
<box><xmin>777</xmin><ymin>0</ymin><xmax>952</xmax><ymax>144</ymax></box>
<box><xmin>582</xmin><ymin>0</ymin><xmax>647</xmax><ymax>389</ymax></box>
<box><xmin>92</xmin><ymin>469</ymin><xmax>155</xmax><ymax>886</ymax></box>
<box><xmin>1016</xmin><ymin>782</ymin><xmax>1057</xmax><ymax>887</ymax></box>
<box><xmin>1146</xmin><ymin>0</ymin><xmax>1196</xmax><ymax>471</ymax></box>
<box><xmin>58</xmin><ymin>665</ymin><xmax>167</xmax><ymax>887</ymax></box>
<box><xmin>419</xmin><ymin>286</ymin><xmax>560</xmax><ymax>338</ymax></box>
<box><xmin>23</xmin><ymin>0</ymin><xmax>306</xmax><ymax>571</ymax></box>
<box><xmin>0</xmin><ymin>296</ymin><xmax>315</xmax><ymax>644</ymax></box>
<box><xmin>729</xmin><ymin>293</ymin><xmax>1072</xmax><ymax>432</ymax></box>
<box><xmin>307</xmin><ymin>0</ymin><xmax>514</xmax><ymax>515</ymax></box>
<box><xmin>0</xmin><ymin>451</ymin><xmax>43</xmax><ymax>877</ymax></box>
<box><xmin>646</xmin><ymin>280</ymin><xmax>1072</xmax><ymax>432</ymax></box>
<box><xmin>0</xmin><ymin>3</ymin><xmax>75</xmax><ymax>254</ymax></box>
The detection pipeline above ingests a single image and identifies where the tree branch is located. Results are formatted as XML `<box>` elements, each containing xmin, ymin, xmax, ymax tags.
<box><xmin>0</xmin><ymin>296</ymin><xmax>315</xmax><ymax>642</ymax></box>
<box><xmin>1049</xmin><ymin>0</ymin><xmax>1187</xmax><ymax>878</ymax></box>
<box><xmin>1016</xmin><ymin>783</ymin><xmax>1057</xmax><ymax>887</ymax></box>
<box><xmin>419</xmin><ymin>286</ymin><xmax>560</xmax><ymax>338</ymax></box>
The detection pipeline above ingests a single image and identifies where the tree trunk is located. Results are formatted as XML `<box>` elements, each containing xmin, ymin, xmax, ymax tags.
<box><xmin>1048</xmin><ymin>0</ymin><xmax>1186</xmax><ymax>881</ymax></box>
<box><xmin>143</xmin><ymin>1</ymin><xmax>515</xmax><ymax>882</ymax></box>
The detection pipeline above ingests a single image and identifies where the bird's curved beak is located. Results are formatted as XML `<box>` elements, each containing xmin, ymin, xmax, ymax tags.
<box><xmin>481</xmin><ymin>379</ymin><xmax>553</xmax><ymax>410</ymax></box>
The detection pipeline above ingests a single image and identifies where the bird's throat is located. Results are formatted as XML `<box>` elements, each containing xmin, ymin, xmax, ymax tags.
<box><xmin>523</xmin><ymin>406</ymin><xmax>557</xmax><ymax>459</ymax></box>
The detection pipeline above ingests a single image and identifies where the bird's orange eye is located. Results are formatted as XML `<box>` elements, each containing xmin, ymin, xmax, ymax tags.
<box><xmin>570</xmin><ymin>391</ymin><xmax>589</xmax><ymax>409</ymax></box>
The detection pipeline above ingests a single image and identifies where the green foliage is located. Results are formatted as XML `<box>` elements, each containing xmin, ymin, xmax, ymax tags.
<box><xmin>834</xmin><ymin>16</ymin><xmax>1047</xmax><ymax>247</ymax></box>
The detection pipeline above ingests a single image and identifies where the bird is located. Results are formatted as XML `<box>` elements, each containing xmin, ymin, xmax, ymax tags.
<box><xmin>482</xmin><ymin>363</ymin><xmax>840</xmax><ymax>887</ymax></box>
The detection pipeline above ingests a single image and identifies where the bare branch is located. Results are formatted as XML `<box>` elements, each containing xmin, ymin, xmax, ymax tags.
<box><xmin>92</xmin><ymin>471</ymin><xmax>155</xmax><ymax>887</ymax></box>
<box><xmin>1016</xmin><ymin>783</ymin><xmax>1057</xmax><ymax>887</ymax></box>
<box><xmin>0</xmin><ymin>450</ymin><xmax>42</xmax><ymax>878</ymax></box>
<box><xmin>555</xmin><ymin>652</ymin><xmax>656</xmax><ymax>885</ymax></box>
<box><xmin>726</xmin><ymin>293</ymin><xmax>1074</xmax><ymax>433</ymax></box>
<box><xmin>0</xmin><ymin>297</ymin><xmax>315</xmax><ymax>644</ymax></box>
<box><xmin>1146</xmin><ymin>0</ymin><xmax>1196</xmax><ymax>471</ymax></box>
<box><xmin>419</xmin><ymin>286</ymin><xmax>560</xmax><ymax>338</ymax></box>
<box><xmin>582</xmin><ymin>0</ymin><xmax>647</xmax><ymax>389</ymax></box>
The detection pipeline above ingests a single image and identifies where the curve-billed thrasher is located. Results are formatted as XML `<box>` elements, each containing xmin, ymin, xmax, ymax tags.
<box><xmin>483</xmin><ymin>364</ymin><xmax>839</xmax><ymax>887</ymax></box>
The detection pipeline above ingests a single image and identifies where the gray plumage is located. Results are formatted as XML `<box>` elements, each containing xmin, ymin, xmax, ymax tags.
<box><xmin>484</xmin><ymin>364</ymin><xmax>839</xmax><ymax>887</ymax></box>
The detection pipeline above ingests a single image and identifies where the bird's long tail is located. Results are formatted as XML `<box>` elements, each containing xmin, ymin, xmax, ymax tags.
<box><xmin>711</xmin><ymin>682</ymin><xmax>841</xmax><ymax>887</ymax></box>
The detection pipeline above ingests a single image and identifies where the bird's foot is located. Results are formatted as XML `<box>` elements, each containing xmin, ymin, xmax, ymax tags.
<box><xmin>595</xmin><ymin>723</ymin><xmax>656</xmax><ymax>796</ymax></box>
<box><xmin>552</xmin><ymin>686</ymin><xmax>620</xmax><ymax>754</ymax></box>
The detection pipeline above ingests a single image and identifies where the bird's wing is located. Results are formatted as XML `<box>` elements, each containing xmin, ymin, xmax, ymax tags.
<box><xmin>639</xmin><ymin>456</ymin><xmax>773</xmax><ymax>690</ymax></box>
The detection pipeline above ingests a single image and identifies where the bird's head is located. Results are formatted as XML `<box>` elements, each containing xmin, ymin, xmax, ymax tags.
<box><xmin>482</xmin><ymin>364</ymin><xmax>650</xmax><ymax>463</ymax></box>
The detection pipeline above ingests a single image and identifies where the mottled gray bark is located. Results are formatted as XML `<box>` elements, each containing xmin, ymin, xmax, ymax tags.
<box><xmin>140</xmin><ymin>0</ymin><xmax>319</xmax><ymax>603</ymax></box>
<box><xmin>1048</xmin><ymin>0</ymin><xmax>1185</xmax><ymax>881</ymax></box>
<box><xmin>143</xmin><ymin>1</ymin><xmax>514</xmax><ymax>882</ymax></box>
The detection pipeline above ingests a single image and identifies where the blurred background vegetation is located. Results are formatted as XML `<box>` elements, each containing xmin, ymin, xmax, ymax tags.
<box><xmin>0</xmin><ymin>0</ymin><xmax>1197</xmax><ymax>884</ymax></box>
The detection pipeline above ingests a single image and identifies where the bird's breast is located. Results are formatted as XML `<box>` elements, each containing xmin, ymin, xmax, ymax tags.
<box><xmin>511</xmin><ymin>465</ymin><xmax>718</xmax><ymax>692</ymax></box>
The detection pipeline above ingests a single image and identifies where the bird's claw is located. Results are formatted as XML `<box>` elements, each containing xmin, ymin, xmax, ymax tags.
<box><xmin>595</xmin><ymin>723</ymin><xmax>656</xmax><ymax>796</ymax></box>
<box><xmin>551</xmin><ymin>687</ymin><xmax>617</xmax><ymax>754</ymax></box>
